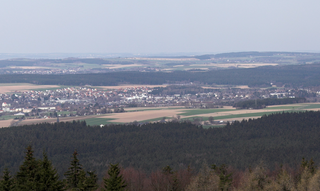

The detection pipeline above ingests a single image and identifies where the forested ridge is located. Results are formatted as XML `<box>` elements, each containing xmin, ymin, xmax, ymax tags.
<box><xmin>1</xmin><ymin>111</ymin><xmax>320</xmax><ymax>181</ymax></box>
<box><xmin>1</xmin><ymin>63</ymin><xmax>320</xmax><ymax>87</ymax></box>
<box><xmin>233</xmin><ymin>97</ymin><xmax>307</xmax><ymax>109</ymax></box>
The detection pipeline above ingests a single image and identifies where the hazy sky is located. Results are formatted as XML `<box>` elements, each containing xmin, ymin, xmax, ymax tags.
<box><xmin>1</xmin><ymin>0</ymin><xmax>320</xmax><ymax>54</ymax></box>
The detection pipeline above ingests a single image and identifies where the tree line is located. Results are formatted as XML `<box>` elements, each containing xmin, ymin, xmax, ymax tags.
<box><xmin>233</xmin><ymin>97</ymin><xmax>306</xmax><ymax>109</ymax></box>
<box><xmin>1</xmin><ymin>63</ymin><xmax>320</xmax><ymax>87</ymax></box>
<box><xmin>1</xmin><ymin>111</ymin><xmax>320</xmax><ymax>180</ymax></box>
<box><xmin>3</xmin><ymin>148</ymin><xmax>320</xmax><ymax>191</ymax></box>
<box><xmin>0</xmin><ymin>145</ymin><xmax>132</xmax><ymax>191</ymax></box>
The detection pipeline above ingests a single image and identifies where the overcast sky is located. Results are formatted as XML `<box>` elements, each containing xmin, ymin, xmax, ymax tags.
<box><xmin>1</xmin><ymin>0</ymin><xmax>320</xmax><ymax>54</ymax></box>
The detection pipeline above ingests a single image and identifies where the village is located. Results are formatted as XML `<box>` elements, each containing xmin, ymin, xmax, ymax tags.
<box><xmin>1</xmin><ymin>84</ymin><xmax>320</xmax><ymax>120</ymax></box>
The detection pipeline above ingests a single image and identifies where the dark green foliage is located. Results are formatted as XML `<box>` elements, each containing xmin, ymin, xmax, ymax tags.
<box><xmin>212</xmin><ymin>164</ymin><xmax>232</xmax><ymax>191</ymax></box>
<box><xmin>0</xmin><ymin>168</ymin><xmax>14</xmax><ymax>191</ymax></box>
<box><xmin>2</xmin><ymin>111</ymin><xmax>320</xmax><ymax>178</ymax></box>
<box><xmin>16</xmin><ymin>145</ymin><xmax>40</xmax><ymax>190</ymax></box>
<box><xmin>103</xmin><ymin>163</ymin><xmax>126</xmax><ymax>191</ymax></box>
<box><xmin>38</xmin><ymin>151</ymin><xmax>64</xmax><ymax>191</ymax></box>
<box><xmin>64</xmin><ymin>151</ymin><xmax>85</xmax><ymax>189</ymax></box>
<box><xmin>64</xmin><ymin>151</ymin><xmax>98</xmax><ymax>191</ymax></box>
<box><xmin>2</xmin><ymin>62</ymin><xmax>320</xmax><ymax>87</ymax></box>
<box><xmin>15</xmin><ymin>146</ymin><xmax>64</xmax><ymax>191</ymax></box>
<box><xmin>80</xmin><ymin>171</ymin><xmax>98</xmax><ymax>191</ymax></box>
<box><xmin>234</xmin><ymin>97</ymin><xmax>306</xmax><ymax>109</ymax></box>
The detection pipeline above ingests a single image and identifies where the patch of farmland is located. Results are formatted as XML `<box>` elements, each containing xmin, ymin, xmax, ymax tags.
<box><xmin>0</xmin><ymin>115</ymin><xmax>19</xmax><ymax>120</ymax></box>
<box><xmin>0</xmin><ymin>119</ymin><xmax>14</xmax><ymax>128</ymax></box>
<box><xmin>299</xmin><ymin>104</ymin><xmax>320</xmax><ymax>110</ymax></box>
<box><xmin>99</xmin><ymin>109</ymin><xmax>184</xmax><ymax>123</ymax></box>
<box><xmin>183</xmin><ymin>109</ymin><xmax>293</xmax><ymax>119</ymax></box>
<box><xmin>262</xmin><ymin>106</ymin><xmax>302</xmax><ymax>110</ymax></box>
<box><xmin>179</xmin><ymin>108</ymin><xmax>235</xmax><ymax>116</ymax></box>
<box><xmin>0</xmin><ymin>83</ymin><xmax>60</xmax><ymax>93</ymax></box>
<box><xmin>214</xmin><ymin>111</ymin><xmax>285</xmax><ymax>120</ymax></box>
<box><xmin>16</xmin><ymin>115</ymin><xmax>99</xmax><ymax>126</ymax></box>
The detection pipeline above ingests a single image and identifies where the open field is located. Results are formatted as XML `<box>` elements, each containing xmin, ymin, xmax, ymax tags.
<box><xmin>102</xmin><ymin>63</ymin><xmax>143</xmax><ymax>69</ymax></box>
<box><xmin>16</xmin><ymin>115</ymin><xmax>98</xmax><ymax>126</ymax></box>
<box><xmin>98</xmin><ymin>109</ymin><xmax>185</xmax><ymax>123</ymax></box>
<box><xmin>0</xmin><ymin>119</ymin><xmax>14</xmax><ymax>128</ymax></box>
<box><xmin>125</xmin><ymin>106</ymin><xmax>185</xmax><ymax>112</ymax></box>
<box><xmin>201</xmin><ymin>63</ymin><xmax>278</xmax><ymax>68</ymax></box>
<box><xmin>2</xmin><ymin>102</ymin><xmax>320</xmax><ymax>128</ymax></box>
<box><xmin>0</xmin><ymin>83</ymin><xmax>60</xmax><ymax>93</ymax></box>
<box><xmin>100</xmin><ymin>103</ymin><xmax>320</xmax><ymax>124</ymax></box>
<box><xmin>9</xmin><ymin>66</ymin><xmax>52</xmax><ymax>69</ymax></box>
<box><xmin>179</xmin><ymin>108</ymin><xmax>235</xmax><ymax>116</ymax></box>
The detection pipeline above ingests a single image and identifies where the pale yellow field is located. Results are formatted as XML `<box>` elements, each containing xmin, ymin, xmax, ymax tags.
<box><xmin>192</xmin><ymin>63</ymin><xmax>278</xmax><ymax>68</ymax></box>
<box><xmin>102</xmin><ymin>63</ymin><xmax>142</xmax><ymax>69</ymax></box>
<box><xmin>183</xmin><ymin>109</ymin><xmax>286</xmax><ymax>119</ymax></box>
<box><xmin>0</xmin><ymin>119</ymin><xmax>14</xmax><ymax>128</ymax></box>
<box><xmin>125</xmin><ymin>106</ymin><xmax>184</xmax><ymax>111</ymax></box>
<box><xmin>9</xmin><ymin>66</ymin><xmax>52</xmax><ymax>69</ymax></box>
<box><xmin>98</xmin><ymin>109</ymin><xmax>185</xmax><ymax>123</ymax></box>
<box><xmin>2</xmin><ymin>103</ymin><xmax>320</xmax><ymax>128</ymax></box>
<box><xmin>0</xmin><ymin>83</ymin><xmax>60</xmax><ymax>93</ymax></box>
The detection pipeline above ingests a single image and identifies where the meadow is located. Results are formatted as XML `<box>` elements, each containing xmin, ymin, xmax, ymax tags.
<box><xmin>1</xmin><ymin>102</ymin><xmax>319</xmax><ymax>128</ymax></box>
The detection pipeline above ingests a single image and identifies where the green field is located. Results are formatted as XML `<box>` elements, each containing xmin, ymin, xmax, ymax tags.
<box><xmin>0</xmin><ymin>115</ymin><xmax>20</xmax><ymax>120</ymax></box>
<box><xmin>179</xmin><ymin>108</ymin><xmax>235</xmax><ymax>116</ymax></box>
<box><xmin>140</xmin><ymin>117</ymin><xmax>173</xmax><ymax>123</ymax></box>
<box><xmin>262</xmin><ymin>106</ymin><xmax>300</xmax><ymax>110</ymax></box>
<box><xmin>299</xmin><ymin>104</ymin><xmax>320</xmax><ymax>109</ymax></box>
<box><xmin>214</xmin><ymin>111</ymin><xmax>286</xmax><ymax>120</ymax></box>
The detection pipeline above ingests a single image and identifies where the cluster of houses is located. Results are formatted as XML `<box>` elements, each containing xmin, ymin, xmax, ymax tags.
<box><xmin>1</xmin><ymin>85</ymin><xmax>320</xmax><ymax>118</ymax></box>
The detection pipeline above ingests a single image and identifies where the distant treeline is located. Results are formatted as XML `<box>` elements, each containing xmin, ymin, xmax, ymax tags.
<box><xmin>1</xmin><ymin>63</ymin><xmax>320</xmax><ymax>87</ymax></box>
<box><xmin>194</xmin><ymin>51</ymin><xmax>308</xmax><ymax>59</ymax></box>
<box><xmin>0</xmin><ymin>58</ymin><xmax>133</xmax><ymax>67</ymax></box>
<box><xmin>2</xmin><ymin>111</ymin><xmax>320</xmax><ymax>179</ymax></box>
<box><xmin>233</xmin><ymin>97</ymin><xmax>307</xmax><ymax>109</ymax></box>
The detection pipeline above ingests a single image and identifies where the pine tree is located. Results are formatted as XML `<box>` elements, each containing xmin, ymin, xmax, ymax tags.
<box><xmin>38</xmin><ymin>151</ymin><xmax>64</xmax><ymax>191</ymax></box>
<box><xmin>64</xmin><ymin>150</ymin><xmax>85</xmax><ymax>190</ymax></box>
<box><xmin>78</xmin><ymin>171</ymin><xmax>98</xmax><ymax>191</ymax></box>
<box><xmin>16</xmin><ymin>145</ymin><xmax>40</xmax><ymax>190</ymax></box>
<box><xmin>64</xmin><ymin>150</ymin><xmax>98</xmax><ymax>191</ymax></box>
<box><xmin>0</xmin><ymin>168</ymin><xmax>15</xmax><ymax>191</ymax></box>
<box><xmin>103</xmin><ymin>163</ymin><xmax>127</xmax><ymax>191</ymax></box>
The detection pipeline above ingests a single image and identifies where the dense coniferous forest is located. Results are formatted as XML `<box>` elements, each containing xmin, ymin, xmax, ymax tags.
<box><xmin>1</xmin><ymin>63</ymin><xmax>320</xmax><ymax>87</ymax></box>
<box><xmin>233</xmin><ymin>97</ymin><xmax>307</xmax><ymax>109</ymax></box>
<box><xmin>1</xmin><ymin>111</ymin><xmax>320</xmax><ymax>182</ymax></box>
